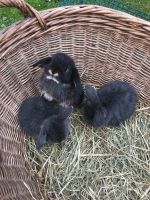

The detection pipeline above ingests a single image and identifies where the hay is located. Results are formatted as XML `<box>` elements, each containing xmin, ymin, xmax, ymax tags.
<box><xmin>26</xmin><ymin>105</ymin><xmax>150</xmax><ymax>200</ymax></box>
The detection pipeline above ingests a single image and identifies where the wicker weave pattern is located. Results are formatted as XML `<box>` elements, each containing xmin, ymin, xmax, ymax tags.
<box><xmin>1</xmin><ymin>5</ymin><xmax>150</xmax><ymax>59</ymax></box>
<box><xmin>0</xmin><ymin>1</ymin><xmax>150</xmax><ymax>199</ymax></box>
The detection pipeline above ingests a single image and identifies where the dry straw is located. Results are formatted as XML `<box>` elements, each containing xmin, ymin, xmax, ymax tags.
<box><xmin>26</xmin><ymin>106</ymin><xmax>150</xmax><ymax>200</ymax></box>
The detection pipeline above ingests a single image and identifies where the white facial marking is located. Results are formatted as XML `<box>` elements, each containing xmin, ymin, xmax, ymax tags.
<box><xmin>54</xmin><ymin>72</ymin><xmax>59</xmax><ymax>77</ymax></box>
<box><xmin>48</xmin><ymin>69</ymin><xmax>52</xmax><ymax>75</ymax></box>
<box><xmin>60</xmin><ymin>102</ymin><xmax>68</xmax><ymax>107</ymax></box>
<box><xmin>46</xmin><ymin>75</ymin><xmax>52</xmax><ymax>80</ymax></box>
<box><xmin>42</xmin><ymin>91</ymin><xmax>53</xmax><ymax>101</ymax></box>
<box><xmin>46</xmin><ymin>75</ymin><xmax>59</xmax><ymax>84</ymax></box>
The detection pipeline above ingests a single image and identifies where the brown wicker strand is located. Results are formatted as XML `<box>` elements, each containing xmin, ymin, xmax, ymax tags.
<box><xmin>0</xmin><ymin>5</ymin><xmax>150</xmax><ymax>59</ymax></box>
<box><xmin>0</xmin><ymin>1</ymin><xmax>150</xmax><ymax>199</ymax></box>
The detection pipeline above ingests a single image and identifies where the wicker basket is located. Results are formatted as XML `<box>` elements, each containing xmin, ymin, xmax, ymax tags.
<box><xmin>0</xmin><ymin>0</ymin><xmax>150</xmax><ymax>199</ymax></box>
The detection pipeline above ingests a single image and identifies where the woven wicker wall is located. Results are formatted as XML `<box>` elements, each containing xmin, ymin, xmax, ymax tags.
<box><xmin>0</xmin><ymin>1</ymin><xmax>150</xmax><ymax>199</ymax></box>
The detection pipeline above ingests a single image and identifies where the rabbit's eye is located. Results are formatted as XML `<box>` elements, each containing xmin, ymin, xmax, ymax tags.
<box><xmin>54</xmin><ymin>73</ymin><xmax>59</xmax><ymax>77</ymax></box>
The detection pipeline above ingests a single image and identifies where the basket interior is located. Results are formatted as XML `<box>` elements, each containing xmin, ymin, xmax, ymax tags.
<box><xmin>0</xmin><ymin>25</ymin><xmax>150</xmax><ymax>199</ymax></box>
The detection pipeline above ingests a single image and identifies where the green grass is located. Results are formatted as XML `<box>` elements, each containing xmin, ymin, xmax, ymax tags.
<box><xmin>0</xmin><ymin>0</ymin><xmax>58</xmax><ymax>29</ymax></box>
<box><xmin>120</xmin><ymin>0</ymin><xmax>150</xmax><ymax>13</ymax></box>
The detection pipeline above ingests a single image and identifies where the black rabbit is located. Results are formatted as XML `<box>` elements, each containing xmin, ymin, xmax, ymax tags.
<box><xmin>33</xmin><ymin>52</ymin><xmax>83</xmax><ymax>107</ymax></box>
<box><xmin>81</xmin><ymin>80</ymin><xmax>138</xmax><ymax>128</ymax></box>
<box><xmin>18</xmin><ymin>96</ymin><xmax>73</xmax><ymax>149</ymax></box>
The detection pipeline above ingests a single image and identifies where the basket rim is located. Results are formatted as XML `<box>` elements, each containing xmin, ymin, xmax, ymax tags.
<box><xmin>43</xmin><ymin>5</ymin><xmax>150</xmax><ymax>23</ymax></box>
<box><xmin>1</xmin><ymin>4</ymin><xmax>150</xmax><ymax>34</ymax></box>
<box><xmin>1</xmin><ymin>5</ymin><xmax>150</xmax><ymax>30</ymax></box>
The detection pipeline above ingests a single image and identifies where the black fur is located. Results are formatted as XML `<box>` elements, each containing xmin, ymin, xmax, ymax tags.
<box><xmin>81</xmin><ymin>80</ymin><xmax>138</xmax><ymax>128</ymax></box>
<box><xmin>33</xmin><ymin>52</ymin><xmax>83</xmax><ymax>107</ymax></box>
<box><xmin>17</xmin><ymin>96</ymin><xmax>73</xmax><ymax>149</ymax></box>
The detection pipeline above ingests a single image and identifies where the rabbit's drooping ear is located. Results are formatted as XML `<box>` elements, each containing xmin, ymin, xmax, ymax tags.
<box><xmin>64</xmin><ymin>65</ymin><xmax>73</xmax><ymax>81</ymax></box>
<box><xmin>36</xmin><ymin>123</ymin><xmax>48</xmax><ymax>149</ymax></box>
<box><xmin>71</xmin><ymin>67</ymin><xmax>83</xmax><ymax>91</ymax></box>
<box><xmin>85</xmin><ymin>84</ymin><xmax>99</xmax><ymax>104</ymax></box>
<box><xmin>58</xmin><ymin>106</ymin><xmax>73</xmax><ymax>120</ymax></box>
<box><xmin>33</xmin><ymin>57</ymin><xmax>52</xmax><ymax>68</ymax></box>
